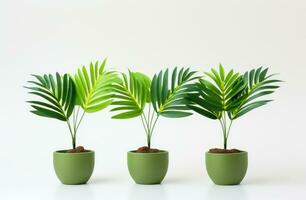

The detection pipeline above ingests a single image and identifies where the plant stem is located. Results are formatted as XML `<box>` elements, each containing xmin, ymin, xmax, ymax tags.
<box><xmin>141</xmin><ymin>115</ymin><xmax>149</xmax><ymax>135</ymax></box>
<box><xmin>226</xmin><ymin>120</ymin><xmax>233</xmax><ymax>146</ymax></box>
<box><xmin>76</xmin><ymin>111</ymin><xmax>85</xmax><ymax>132</ymax></box>
<box><xmin>219</xmin><ymin>112</ymin><xmax>228</xmax><ymax>150</ymax></box>
<box><xmin>218</xmin><ymin>111</ymin><xmax>234</xmax><ymax>150</ymax></box>
<box><xmin>66</xmin><ymin>107</ymin><xmax>86</xmax><ymax>150</ymax></box>
<box><xmin>149</xmin><ymin>106</ymin><xmax>155</xmax><ymax>130</ymax></box>
<box><xmin>149</xmin><ymin>114</ymin><xmax>159</xmax><ymax>145</ymax></box>
<box><xmin>74</xmin><ymin>110</ymin><xmax>85</xmax><ymax>147</ymax></box>
<box><xmin>142</xmin><ymin>112</ymin><xmax>152</xmax><ymax>148</ymax></box>
<box><xmin>140</xmin><ymin>105</ymin><xmax>160</xmax><ymax>149</ymax></box>
<box><xmin>66</xmin><ymin>120</ymin><xmax>75</xmax><ymax>149</ymax></box>
<box><xmin>223</xmin><ymin>112</ymin><xmax>227</xmax><ymax>149</ymax></box>
<box><xmin>148</xmin><ymin>104</ymin><xmax>151</xmax><ymax>128</ymax></box>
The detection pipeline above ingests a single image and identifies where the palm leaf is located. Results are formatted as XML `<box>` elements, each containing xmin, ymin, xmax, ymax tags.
<box><xmin>73</xmin><ymin>59</ymin><xmax>120</xmax><ymax>113</ymax></box>
<box><xmin>187</xmin><ymin>64</ymin><xmax>245</xmax><ymax>120</ymax></box>
<box><xmin>26</xmin><ymin>73</ymin><xmax>76</xmax><ymax>121</ymax></box>
<box><xmin>110</xmin><ymin>71</ymin><xmax>151</xmax><ymax>119</ymax></box>
<box><xmin>151</xmin><ymin>67</ymin><xmax>198</xmax><ymax>118</ymax></box>
<box><xmin>230</xmin><ymin>67</ymin><xmax>281</xmax><ymax>119</ymax></box>
<box><xmin>187</xmin><ymin>65</ymin><xmax>281</xmax><ymax>120</ymax></box>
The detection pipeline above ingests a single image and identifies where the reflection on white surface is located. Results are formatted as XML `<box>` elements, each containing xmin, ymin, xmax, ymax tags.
<box><xmin>55</xmin><ymin>184</ymin><xmax>94</xmax><ymax>200</ymax></box>
<box><xmin>207</xmin><ymin>185</ymin><xmax>247</xmax><ymax>200</ymax></box>
<box><xmin>128</xmin><ymin>184</ymin><xmax>167</xmax><ymax>200</ymax></box>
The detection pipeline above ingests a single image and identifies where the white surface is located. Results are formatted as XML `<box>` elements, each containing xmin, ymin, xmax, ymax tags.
<box><xmin>1</xmin><ymin>0</ymin><xmax>306</xmax><ymax>199</ymax></box>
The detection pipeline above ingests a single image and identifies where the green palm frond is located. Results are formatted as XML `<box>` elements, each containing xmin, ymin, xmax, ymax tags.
<box><xmin>73</xmin><ymin>59</ymin><xmax>120</xmax><ymax>113</ymax></box>
<box><xmin>187</xmin><ymin>64</ymin><xmax>246</xmax><ymax>119</ymax></box>
<box><xmin>151</xmin><ymin>67</ymin><xmax>199</xmax><ymax>118</ymax></box>
<box><xmin>187</xmin><ymin>65</ymin><xmax>281</xmax><ymax>120</ymax></box>
<box><xmin>229</xmin><ymin>67</ymin><xmax>281</xmax><ymax>119</ymax></box>
<box><xmin>26</xmin><ymin>73</ymin><xmax>76</xmax><ymax>121</ymax></box>
<box><xmin>110</xmin><ymin>71</ymin><xmax>151</xmax><ymax>119</ymax></box>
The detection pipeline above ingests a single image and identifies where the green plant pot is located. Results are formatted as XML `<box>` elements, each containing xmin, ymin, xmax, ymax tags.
<box><xmin>127</xmin><ymin>150</ymin><xmax>169</xmax><ymax>185</ymax></box>
<box><xmin>205</xmin><ymin>151</ymin><xmax>248</xmax><ymax>185</ymax></box>
<box><xmin>53</xmin><ymin>150</ymin><xmax>95</xmax><ymax>185</ymax></box>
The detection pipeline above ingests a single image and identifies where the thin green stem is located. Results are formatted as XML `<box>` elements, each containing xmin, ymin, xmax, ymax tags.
<box><xmin>76</xmin><ymin>111</ymin><xmax>85</xmax><ymax>131</ymax></box>
<box><xmin>149</xmin><ymin>115</ymin><xmax>159</xmax><ymax>138</ymax></box>
<box><xmin>66</xmin><ymin>120</ymin><xmax>75</xmax><ymax>149</ymax></box>
<box><xmin>73</xmin><ymin>109</ymin><xmax>76</xmax><ymax>129</ymax></box>
<box><xmin>149</xmin><ymin>106</ymin><xmax>155</xmax><ymax>129</ymax></box>
<box><xmin>223</xmin><ymin>112</ymin><xmax>227</xmax><ymax>149</ymax></box>
<box><xmin>226</xmin><ymin>120</ymin><xmax>233</xmax><ymax>142</ymax></box>
<box><xmin>148</xmin><ymin>104</ymin><xmax>151</xmax><ymax>128</ymax></box>
<box><xmin>219</xmin><ymin>111</ymin><xmax>228</xmax><ymax>150</ymax></box>
<box><xmin>140</xmin><ymin>114</ymin><xmax>149</xmax><ymax>135</ymax></box>
<box><xmin>73</xmin><ymin>110</ymin><xmax>86</xmax><ymax>147</ymax></box>
<box><xmin>142</xmin><ymin>112</ymin><xmax>150</xmax><ymax>131</ymax></box>
<box><xmin>141</xmin><ymin>112</ymin><xmax>152</xmax><ymax>148</ymax></box>
<box><xmin>218</xmin><ymin>111</ymin><xmax>234</xmax><ymax>150</ymax></box>
<box><xmin>140</xmin><ymin>105</ymin><xmax>160</xmax><ymax>149</ymax></box>
<box><xmin>75</xmin><ymin>107</ymin><xmax>80</xmax><ymax>124</ymax></box>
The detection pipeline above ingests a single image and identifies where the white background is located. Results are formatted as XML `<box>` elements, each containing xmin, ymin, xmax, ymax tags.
<box><xmin>1</xmin><ymin>0</ymin><xmax>305</xmax><ymax>199</ymax></box>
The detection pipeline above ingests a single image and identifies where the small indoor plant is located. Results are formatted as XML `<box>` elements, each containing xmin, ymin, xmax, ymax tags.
<box><xmin>25</xmin><ymin>59</ymin><xmax>118</xmax><ymax>184</ymax></box>
<box><xmin>187</xmin><ymin>64</ymin><xmax>281</xmax><ymax>185</ymax></box>
<box><xmin>111</xmin><ymin>67</ymin><xmax>198</xmax><ymax>184</ymax></box>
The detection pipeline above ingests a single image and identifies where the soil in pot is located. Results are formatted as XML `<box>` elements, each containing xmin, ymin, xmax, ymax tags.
<box><xmin>209</xmin><ymin>148</ymin><xmax>242</xmax><ymax>154</ymax></box>
<box><xmin>67</xmin><ymin>146</ymin><xmax>88</xmax><ymax>153</ymax></box>
<box><xmin>136</xmin><ymin>146</ymin><xmax>160</xmax><ymax>153</ymax></box>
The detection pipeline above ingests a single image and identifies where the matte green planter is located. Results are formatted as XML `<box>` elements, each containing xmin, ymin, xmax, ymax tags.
<box><xmin>127</xmin><ymin>151</ymin><xmax>168</xmax><ymax>184</ymax></box>
<box><xmin>53</xmin><ymin>150</ymin><xmax>95</xmax><ymax>185</ymax></box>
<box><xmin>206</xmin><ymin>151</ymin><xmax>248</xmax><ymax>185</ymax></box>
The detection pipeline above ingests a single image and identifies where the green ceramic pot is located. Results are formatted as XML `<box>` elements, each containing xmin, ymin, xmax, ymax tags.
<box><xmin>127</xmin><ymin>150</ymin><xmax>169</xmax><ymax>184</ymax></box>
<box><xmin>205</xmin><ymin>151</ymin><xmax>248</xmax><ymax>185</ymax></box>
<box><xmin>53</xmin><ymin>150</ymin><xmax>95</xmax><ymax>185</ymax></box>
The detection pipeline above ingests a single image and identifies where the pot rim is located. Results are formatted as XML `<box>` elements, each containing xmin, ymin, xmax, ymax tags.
<box><xmin>54</xmin><ymin>150</ymin><xmax>95</xmax><ymax>155</ymax></box>
<box><xmin>128</xmin><ymin>150</ymin><xmax>168</xmax><ymax>155</ymax></box>
<box><xmin>206</xmin><ymin>150</ymin><xmax>247</xmax><ymax>155</ymax></box>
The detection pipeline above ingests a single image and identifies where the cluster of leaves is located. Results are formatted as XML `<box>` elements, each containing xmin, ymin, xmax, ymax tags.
<box><xmin>110</xmin><ymin>67</ymin><xmax>199</xmax><ymax>119</ymax></box>
<box><xmin>26</xmin><ymin>62</ymin><xmax>281</xmax><ymax>150</ymax></box>
<box><xmin>26</xmin><ymin>59</ymin><xmax>119</xmax><ymax>148</ymax></box>
<box><xmin>187</xmin><ymin>64</ymin><xmax>281</xmax><ymax>149</ymax></box>
<box><xmin>187</xmin><ymin>64</ymin><xmax>280</xmax><ymax>120</ymax></box>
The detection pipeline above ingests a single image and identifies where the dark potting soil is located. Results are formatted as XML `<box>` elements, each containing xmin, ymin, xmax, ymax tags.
<box><xmin>208</xmin><ymin>148</ymin><xmax>242</xmax><ymax>153</ymax></box>
<box><xmin>136</xmin><ymin>146</ymin><xmax>160</xmax><ymax>153</ymax></box>
<box><xmin>67</xmin><ymin>146</ymin><xmax>87</xmax><ymax>153</ymax></box>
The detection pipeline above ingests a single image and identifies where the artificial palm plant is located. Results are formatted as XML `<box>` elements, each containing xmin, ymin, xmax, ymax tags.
<box><xmin>187</xmin><ymin>64</ymin><xmax>281</xmax><ymax>150</ymax></box>
<box><xmin>25</xmin><ymin>59</ymin><xmax>119</xmax><ymax>185</ymax></box>
<box><xmin>110</xmin><ymin>67</ymin><xmax>198</xmax><ymax>150</ymax></box>
<box><xmin>26</xmin><ymin>59</ymin><xmax>119</xmax><ymax>150</ymax></box>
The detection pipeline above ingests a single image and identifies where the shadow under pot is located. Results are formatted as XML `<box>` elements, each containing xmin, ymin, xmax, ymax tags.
<box><xmin>205</xmin><ymin>151</ymin><xmax>248</xmax><ymax>185</ymax></box>
<box><xmin>53</xmin><ymin>150</ymin><xmax>95</xmax><ymax>185</ymax></box>
<box><xmin>127</xmin><ymin>151</ymin><xmax>169</xmax><ymax>185</ymax></box>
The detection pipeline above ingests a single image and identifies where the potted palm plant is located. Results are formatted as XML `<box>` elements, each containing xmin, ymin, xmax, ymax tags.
<box><xmin>111</xmin><ymin>67</ymin><xmax>198</xmax><ymax>184</ymax></box>
<box><xmin>25</xmin><ymin>59</ymin><xmax>119</xmax><ymax>185</ymax></box>
<box><xmin>187</xmin><ymin>65</ymin><xmax>281</xmax><ymax>185</ymax></box>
